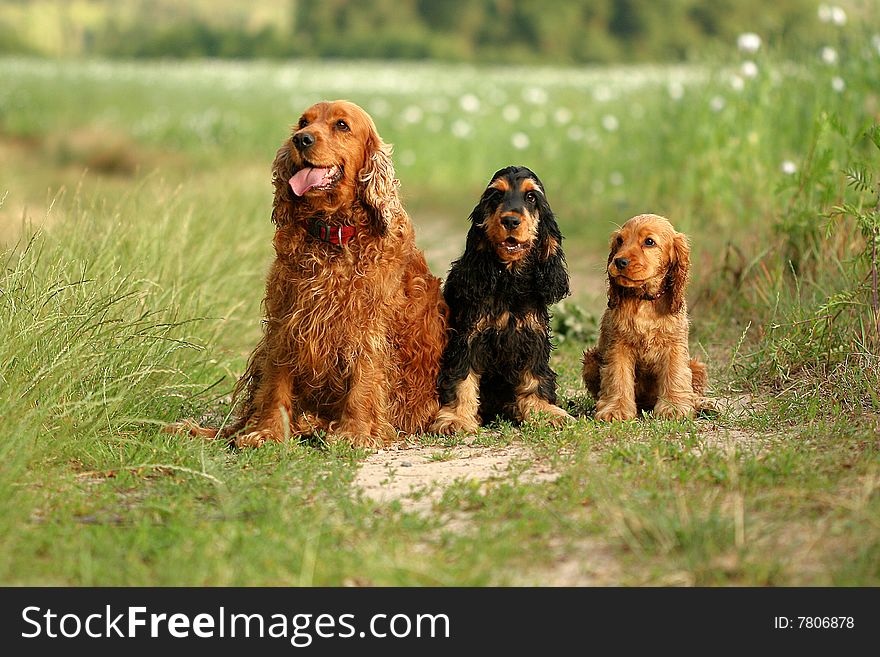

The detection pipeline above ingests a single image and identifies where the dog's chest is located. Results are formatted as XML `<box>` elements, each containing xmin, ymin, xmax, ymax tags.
<box><xmin>616</xmin><ymin>303</ymin><xmax>680</xmax><ymax>351</ymax></box>
<box><xmin>469</xmin><ymin>309</ymin><xmax>546</xmax><ymax>370</ymax></box>
<box><xmin>273</xmin><ymin>253</ymin><xmax>397</xmax><ymax>339</ymax></box>
<box><xmin>473</xmin><ymin>308</ymin><xmax>543</xmax><ymax>334</ymax></box>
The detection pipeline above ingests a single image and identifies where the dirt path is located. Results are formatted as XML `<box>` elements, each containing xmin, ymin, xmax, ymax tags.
<box><xmin>351</xmin><ymin>394</ymin><xmax>756</xmax><ymax>584</ymax></box>
<box><xmin>353</xmin><ymin>439</ymin><xmax>625</xmax><ymax>584</ymax></box>
<box><xmin>354</xmin><ymin>440</ymin><xmax>558</xmax><ymax>515</ymax></box>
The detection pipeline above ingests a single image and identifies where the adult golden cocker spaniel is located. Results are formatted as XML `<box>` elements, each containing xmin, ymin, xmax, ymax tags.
<box><xmin>179</xmin><ymin>100</ymin><xmax>448</xmax><ymax>448</ymax></box>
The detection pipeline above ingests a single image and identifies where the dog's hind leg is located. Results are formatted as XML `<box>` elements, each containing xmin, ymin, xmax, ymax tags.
<box><xmin>689</xmin><ymin>358</ymin><xmax>707</xmax><ymax>396</ymax></box>
<box><xmin>581</xmin><ymin>347</ymin><xmax>601</xmax><ymax>399</ymax></box>
<box><xmin>389</xmin><ymin>268</ymin><xmax>448</xmax><ymax>434</ymax></box>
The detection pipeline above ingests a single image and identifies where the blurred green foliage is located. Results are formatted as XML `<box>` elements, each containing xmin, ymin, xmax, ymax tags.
<box><xmin>0</xmin><ymin>0</ymin><xmax>864</xmax><ymax>63</ymax></box>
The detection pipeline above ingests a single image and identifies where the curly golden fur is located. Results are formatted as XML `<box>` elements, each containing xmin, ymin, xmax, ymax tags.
<box><xmin>179</xmin><ymin>101</ymin><xmax>448</xmax><ymax>448</ymax></box>
<box><xmin>582</xmin><ymin>214</ymin><xmax>707</xmax><ymax>421</ymax></box>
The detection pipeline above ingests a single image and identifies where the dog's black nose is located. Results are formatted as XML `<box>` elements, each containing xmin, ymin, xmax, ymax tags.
<box><xmin>501</xmin><ymin>215</ymin><xmax>521</xmax><ymax>230</ymax></box>
<box><xmin>614</xmin><ymin>257</ymin><xmax>629</xmax><ymax>270</ymax></box>
<box><xmin>292</xmin><ymin>132</ymin><xmax>316</xmax><ymax>151</ymax></box>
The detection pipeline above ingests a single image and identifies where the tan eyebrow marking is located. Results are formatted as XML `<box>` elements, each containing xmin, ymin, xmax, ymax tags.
<box><xmin>489</xmin><ymin>178</ymin><xmax>510</xmax><ymax>192</ymax></box>
<box><xmin>520</xmin><ymin>179</ymin><xmax>541</xmax><ymax>194</ymax></box>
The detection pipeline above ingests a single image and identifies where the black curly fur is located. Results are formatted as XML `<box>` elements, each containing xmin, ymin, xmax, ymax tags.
<box><xmin>437</xmin><ymin>165</ymin><xmax>570</xmax><ymax>423</ymax></box>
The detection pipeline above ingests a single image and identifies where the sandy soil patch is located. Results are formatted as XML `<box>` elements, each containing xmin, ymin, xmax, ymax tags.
<box><xmin>354</xmin><ymin>441</ymin><xmax>558</xmax><ymax>515</ymax></box>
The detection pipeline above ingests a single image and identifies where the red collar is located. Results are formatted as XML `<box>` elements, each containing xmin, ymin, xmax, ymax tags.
<box><xmin>307</xmin><ymin>219</ymin><xmax>356</xmax><ymax>246</ymax></box>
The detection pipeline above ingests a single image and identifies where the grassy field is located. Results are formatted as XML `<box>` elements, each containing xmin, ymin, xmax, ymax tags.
<box><xmin>1</xmin><ymin>26</ymin><xmax>879</xmax><ymax>586</ymax></box>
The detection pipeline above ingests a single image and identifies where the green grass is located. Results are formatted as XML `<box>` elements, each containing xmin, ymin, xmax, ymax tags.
<box><xmin>1</xmin><ymin>38</ymin><xmax>879</xmax><ymax>585</ymax></box>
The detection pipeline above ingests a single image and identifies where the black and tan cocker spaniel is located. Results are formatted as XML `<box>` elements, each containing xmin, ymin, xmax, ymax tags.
<box><xmin>430</xmin><ymin>166</ymin><xmax>573</xmax><ymax>434</ymax></box>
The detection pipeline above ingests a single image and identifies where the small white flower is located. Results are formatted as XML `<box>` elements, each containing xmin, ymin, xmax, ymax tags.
<box><xmin>451</xmin><ymin>119</ymin><xmax>473</xmax><ymax>138</ymax></box>
<box><xmin>781</xmin><ymin>160</ymin><xmax>797</xmax><ymax>175</ymax></box>
<box><xmin>741</xmin><ymin>60</ymin><xmax>758</xmax><ymax>79</ymax></box>
<box><xmin>459</xmin><ymin>94</ymin><xmax>480</xmax><ymax>113</ymax></box>
<box><xmin>737</xmin><ymin>32</ymin><xmax>762</xmax><ymax>54</ymax></box>
<box><xmin>553</xmin><ymin>108</ymin><xmax>572</xmax><ymax>125</ymax></box>
<box><xmin>566</xmin><ymin>125</ymin><xmax>584</xmax><ymax>141</ymax></box>
<box><xmin>609</xmin><ymin>172</ymin><xmax>624</xmax><ymax>187</ymax></box>
<box><xmin>523</xmin><ymin>87</ymin><xmax>548</xmax><ymax>105</ymax></box>
<box><xmin>818</xmin><ymin>4</ymin><xmax>832</xmax><ymax>23</ymax></box>
<box><xmin>831</xmin><ymin>76</ymin><xmax>846</xmax><ymax>92</ymax></box>
<box><xmin>831</xmin><ymin>6</ymin><xmax>847</xmax><ymax>26</ymax></box>
<box><xmin>401</xmin><ymin>105</ymin><xmax>423</xmax><ymax>124</ymax></box>
<box><xmin>511</xmin><ymin>132</ymin><xmax>530</xmax><ymax>150</ymax></box>
<box><xmin>601</xmin><ymin>114</ymin><xmax>619</xmax><ymax>132</ymax></box>
<box><xmin>502</xmin><ymin>104</ymin><xmax>521</xmax><ymax>123</ymax></box>
<box><xmin>821</xmin><ymin>46</ymin><xmax>838</xmax><ymax>65</ymax></box>
<box><xmin>730</xmin><ymin>74</ymin><xmax>745</xmax><ymax>92</ymax></box>
<box><xmin>668</xmin><ymin>81</ymin><xmax>684</xmax><ymax>100</ymax></box>
<box><xmin>710</xmin><ymin>95</ymin><xmax>726</xmax><ymax>112</ymax></box>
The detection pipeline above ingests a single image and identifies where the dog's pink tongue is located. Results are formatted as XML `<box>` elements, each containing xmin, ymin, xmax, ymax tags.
<box><xmin>289</xmin><ymin>167</ymin><xmax>330</xmax><ymax>196</ymax></box>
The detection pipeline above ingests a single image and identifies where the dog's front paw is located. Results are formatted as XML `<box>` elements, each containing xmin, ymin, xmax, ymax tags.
<box><xmin>429</xmin><ymin>408</ymin><xmax>480</xmax><ymax>435</ymax></box>
<box><xmin>163</xmin><ymin>419</ymin><xmax>220</xmax><ymax>439</ymax></box>
<box><xmin>653</xmin><ymin>399</ymin><xmax>694</xmax><ymax>419</ymax></box>
<box><xmin>594</xmin><ymin>400</ymin><xmax>636</xmax><ymax>422</ymax></box>
<box><xmin>694</xmin><ymin>396</ymin><xmax>720</xmax><ymax>416</ymax></box>
<box><xmin>331</xmin><ymin>420</ymin><xmax>393</xmax><ymax>449</ymax></box>
<box><xmin>332</xmin><ymin>431</ymin><xmax>384</xmax><ymax>450</ymax></box>
<box><xmin>527</xmin><ymin>404</ymin><xmax>575</xmax><ymax>427</ymax></box>
<box><xmin>234</xmin><ymin>429</ymin><xmax>279</xmax><ymax>448</ymax></box>
<box><xmin>548</xmin><ymin>407</ymin><xmax>576</xmax><ymax>426</ymax></box>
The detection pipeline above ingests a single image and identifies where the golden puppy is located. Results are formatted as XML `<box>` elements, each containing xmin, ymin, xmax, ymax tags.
<box><xmin>582</xmin><ymin>214</ymin><xmax>706</xmax><ymax>421</ymax></box>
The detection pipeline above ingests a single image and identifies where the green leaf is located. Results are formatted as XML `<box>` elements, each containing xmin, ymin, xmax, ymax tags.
<box><xmin>844</xmin><ymin>166</ymin><xmax>873</xmax><ymax>193</ymax></box>
<box><xmin>867</xmin><ymin>124</ymin><xmax>880</xmax><ymax>152</ymax></box>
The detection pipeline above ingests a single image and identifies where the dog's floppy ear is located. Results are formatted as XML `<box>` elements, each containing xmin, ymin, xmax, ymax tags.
<box><xmin>358</xmin><ymin>133</ymin><xmax>400</xmax><ymax>236</ymax></box>
<box><xmin>536</xmin><ymin>192</ymin><xmax>561</xmax><ymax>262</ymax></box>
<box><xmin>270</xmin><ymin>139</ymin><xmax>296</xmax><ymax>227</ymax></box>
<box><xmin>534</xmin><ymin>193</ymin><xmax>569</xmax><ymax>304</ymax></box>
<box><xmin>606</xmin><ymin>230</ymin><xmax>625</xmax><ymax>309</ymax></box>
<box><xmin>465</xmin><ymin>183</ymin><xmax>502</xmax><ymax>249</ymax></box>
<box><xmin>667</xmin><ymin>231</ymin><xmax>691</xmax><ymax>314</ymax></box>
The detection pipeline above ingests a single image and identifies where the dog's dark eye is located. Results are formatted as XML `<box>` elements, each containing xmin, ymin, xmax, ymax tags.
<box><xmin>644</xmin><ymin>237</ymin><xmax>656</xmax><ymax>247</ymax></box>
<box><xmin>298</xmin><ymin>117</ymin><xmax>308</xmax><ymax>129</ymax></box>
<box><xmin>616</xmin><ymin>236</ymin><xmax>624</xmax><ymax>246</ymax></box>
<box><xmin>336</xmin><ymin>120</ymin><xmax>350</xmax><ymax>132</ymax></box>
<box><xmin>525</xmin><ymin>191</ymin><xmax>538</xmax><ymax>205</ymax></box>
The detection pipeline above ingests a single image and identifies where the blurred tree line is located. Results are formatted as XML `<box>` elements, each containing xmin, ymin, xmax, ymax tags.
<box><xmin>0</xmin><ymin>0</ymin><xmax>862</xmax><ymax>62</ymax></box>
